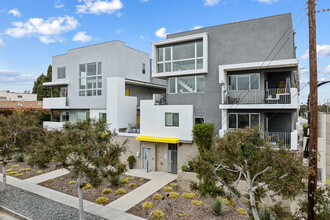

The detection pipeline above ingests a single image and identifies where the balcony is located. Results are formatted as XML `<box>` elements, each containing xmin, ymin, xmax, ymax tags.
<box><xmin>220</xmin><ymin>88</ymin><xmax>298</xmax><ymax>110</ymax></box>
<box><xmin>154</xmin><ymin>93</ymin><xmax>167</xmax><ymax>105</ymax></box>
<box><xmin>43</xmin><ymin>121</ymin><xmax>65</xmax><ymax>130</ymax></box>
<box><xmin>43</xmin><ymin>97</ymin><xmax>69</xmax><ymax>109</ymax></box>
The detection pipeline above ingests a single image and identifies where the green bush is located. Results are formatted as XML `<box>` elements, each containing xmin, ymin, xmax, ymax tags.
<box><xmin>181</xmin><ymin>165</ymin><xmax>188</xmax><ymax>172</ymax></box>
<box><xmin>108</xmin><ymin>174</ymin><xmax>123</xmax><ymax>186</ymax></box>
<box><xmin>259</xmin><ymin>205</ymin><xmax>275</xmax><ymax>220</ymax></box>
<box><xmin>212</xmin><ymin>198</ymin><xmax>225</xmax><ymax>215</ymax></box>
<box><xmin>192</xmin><ymin>123</ymin><xmax>214</xmax><ymax>154</ymax></box>
<box><xmin>127</xmin><ymin>155</ymin><xmax>136</xmax><ymax>163</ymax></box>
<box><xmin>188</xmin><ymin>160</ymin><xmax>194</xmax><ymax>169</ymax></box>
<box><xmin>13</xmin><ymin>153</ymin><xmax>25</xmax><ymax>162</ymax></box>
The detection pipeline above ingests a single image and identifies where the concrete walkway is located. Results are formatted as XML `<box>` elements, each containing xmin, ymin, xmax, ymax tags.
<box><xmin>25</xmin><ymin>169</ymin><xmax>70</xmax><ymax>184</ymax></box>
<box><xmin>107</xmin><ymin>169</ymin><xmax>177</xmax><ymax>211</ymax></box>
<box><xmin>0</xmin><ymin>173</ymin><xmax>143</xmax><ymax>220</ymax></box>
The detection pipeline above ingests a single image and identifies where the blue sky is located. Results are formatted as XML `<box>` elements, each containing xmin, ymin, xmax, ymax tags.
<box><xmin>0</xmin><ymin>0</ymin><xmax>329</xmax><ymax>104</ymax></box>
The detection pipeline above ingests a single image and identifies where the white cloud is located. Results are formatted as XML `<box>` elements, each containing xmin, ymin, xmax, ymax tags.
<box><xmin>0</xmin><ymin>69</ymin><xmax>37</xmax><ymax>84</ymax></box>
<box><xmin>117</xmin><ymin>12</ymin><xmax>123</xmax><ymax>17</ymax></box>
<box><xmin>203</xmin><ymin>0</ymin><xmax>220</xmax><ymax>6</ymax></box>
<box><xmin>76</xmin><ymin>0</ymin><xmax>123</xmax><ymax>15</ymax></box>
<box><xmin>301</xmin><ymin>45</ymin><xmax>330</xmax><ymax>60</ymax></box>
<box><xmin>73</xmin><ymin>31</ymin><xmax>92</xmax><ymax>42</ymax></box>
<box><xmin>141</xmin><ymin>0</ymin><xmax>149</xmax><ymax>2</ymax></box>
<box><xmin>5</xmin><ymin>16</ymin><xmax>79</xmax><ymax>43</ymax></box>
<box><xmin>257</xmin><ymin>0</ymin><xmax>280</xmax><ymax>4</ymax></box>
<box><xmin>8</xmin><ymin>9</ymin><xmax>21</xmax><ymax>17</ymax></box>
<box><xmin>324</xmin><ymin>65</ymin><xmax>330</xmax><ymax>74</ymax></box>
<box><xmin>155</xmin><ymin>28</ymin><xmax>167</xmax><ymax>39</ymax></box>
<box><xmin>115</xmin><ymin>29</ymin><xmax>123</xmax><ymax>34</ymax></box>
<box><xmin>299</xmin><ymin>65</ymin><xmax>309</xmax><ymax>74</ymax></box>
<box><xmin>192</xmin><ymin>25</ymin><xmax>203</xmax><ymax>30</ymax></box>
<box><xmin>55</xmin><ymin>0</ymin><xmax>65</xmax><ymax>9</ymax></box>
<box><xmin>0</xmin><ymin>39</ymin><xmax>5</xmax><ymax>48</ymax></box>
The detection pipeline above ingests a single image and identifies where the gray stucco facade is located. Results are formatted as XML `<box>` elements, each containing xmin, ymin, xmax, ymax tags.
<box><xmin>161</xmin><ymin>13</ymin><xmax>297</xmax><ymax>133</ymax></box>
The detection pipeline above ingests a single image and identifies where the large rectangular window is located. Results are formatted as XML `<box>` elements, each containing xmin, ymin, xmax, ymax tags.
<box><xmin>57</xmin><ymin>67</ymin><xmax>66</xmax><ymax>79</ymax></box>
<box><xmin>156</xmin><ymin>40</ymin><xmax>203</xmax><ymax>73</ymax></box>
<box><xmin>168</xmin><ymin>75</ymin><xmax>204</xmax><ymax>94</ymax></box>
<box><xmin>61</xmin><ymin>111</ymin><xmax>69</xmax><ymax>122</ymax></box>
<box><xmin>228</xmin><ymin>73</ymin><xmax>260</xmax><ymax>91</ymax></box>
<box><xmin>228</xmin><ymin>113</ymin><xmax>260</xmax><ymax>129</ymax></box>
<box><xmin>165</xmin><ymin>113</ymin><xmax>179</xmax><ymax>127</ymax></box>
<box><xmin>77</xmin><ymin>112</ymin><xmax>89</xmax><ymax>122</ymax></box>
<box><xmin>79</xmin><ymin>62</ymin><xmax>102</xmax><ymax>96</ymax></box>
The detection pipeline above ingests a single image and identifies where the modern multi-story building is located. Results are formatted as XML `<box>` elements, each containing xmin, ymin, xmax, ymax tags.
<box><xmin>42</xmin><ymin>40</ymin><xmax>166</xmax><ymax>131</ymax></box>
<box><xmin>136</xmin><ymin>13</ymin><xmax>300</xmax><ymax>174</ymax></box>
<box><xmin>44</xmin><ymin>13</ymin><xmax>300</xmax><ymax>175</ymax></box>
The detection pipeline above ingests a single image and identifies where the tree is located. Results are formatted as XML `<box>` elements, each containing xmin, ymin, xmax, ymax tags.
<box><xmin>27</xmin><ymin>119</ymin><xmax>127</xmax><ymax>220</ymax></box>
<box><xmin>32</xmin><ymin>65</ymin><xmax>59</xmax><ymax>100</ymax></box>
<box><xmin>192</xmin><ymin>126</ymin><xmax>307</xmax><ymax>220</ymax></box>
<box><xmin>0</xmin><ymin>110</ymin><xmax>42</xmax><ymax>192</ymax></box>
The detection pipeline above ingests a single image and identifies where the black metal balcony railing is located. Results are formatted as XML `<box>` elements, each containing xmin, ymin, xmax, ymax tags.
<box><xmin>223</xmin><ymin>88</ymin><xmax>291</xmax><ymax>105</ymax></box>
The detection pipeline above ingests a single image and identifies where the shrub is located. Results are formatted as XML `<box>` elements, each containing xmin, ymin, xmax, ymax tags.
<box><xmin>47</xmin><ymin>179</ymin><xmax>54</xmax><ymax>183</ymax></box>
<box><xmin>129</xmin><ymin>183</ymin><xmax>137</xmax><ymax>187</ymax></box>
<box><xmin>20</xmin><ymin>168</ymin><xmax>28</xmax><ymax>172</ymax></box>
<box><xmin>15</xmin><ymin>173</ymin><xmax>24</xmax><ymax>177</ymax></box>
<box><xmin>177</xmin><ymin>212</ymin><xmax>186</xmax><ymax>217</ymax></box>
<box><xmin>11</xmin><ymin>164</ymin><xmax>20</xmax><ymax>168</ymax></box>
<box><xmin>139</xmin><ymin>178</ymin><xmax>144</xmax><ymax>181</ymax></box>
<box><xmin>192</xmin><ymin>123</ymin><xmax>214</xmax><ymax>153</ymax></box>
<box><xmin>121</xmin><ymin>178</ymin><xmax>129</xmax><ymax>184</ymax></box>
<box><xmin>212</xmin><ymin>198</ymin><xmax>225</xmax><ymax>215</ymax></box>
<box><xmin>26</xmin><ymin>168</ymin><xmax>31</xmax><ymax>171</ymax></box>
<box><xmin>127</xmin><ymin>155</ymin><xmax>136</xmax><ymax>164</ymax></box>
<box><xmin>152</xmin><ymin>193</ymin><xmax>163</xmax><ymax>200</ymax></box>
<box><xmin>181</xmin><ymin>165</ymin><xmax>188</xmax><ymax>172</ymax></box>
<box><xmin>181</xmin><ymin>193</ymin><xmax>196</xmax><ymax>199</ymax></box>
<box><xmin>36</xmin><ymin>170</ymin><xmax>43</xmax><ymax>175</ymax></box>
<box><xmin>151</xmin><ymin>210</ymin><xmax>165</xmax><ymax>219</ymax></box>
<box><xmin>259</xmin><ymin>205</ymin><xmax>275</xmax><ymax>220</ymax></box>
<box><xmin>82</xmin><ymin>183</ymin><xmax>92</xmax><ymax>190</ymax></box>
<box><xmin>224</xmin><ymin>198</ymin><xmax>235</xmax><ymax>206</ymax></box>
<box><xmin>7</xmin><ymin>171</ymin><xmax>18</xmax><ymax>175</ymax></box>
<box><xmin>188</xmin><ymin>160</ymin><xmax>194</xmax><ymax>169</ymax></box>
<box><xmin>6</xmin><ymin>169</ymin><xmax>13</xmax><ymax>172</ymax></box>
<box><xmin>191</xmin><ymin>200</ymin><xmax>204</xmax><ymax>206</ymax></box>
<box><xmin>95</xmin><ymin>197</ymin><xmax>109</xmax><ymax>205</ymax></box>
<box><xmin>115</xmin><ymin>188</ymin><xmax>126</xmax><ymax>195</ymax></box>
<box><xmin>168</xmin><ymin>192</ymin><xmax>180</xmax><ymax>199</ymax></box>
<box><xmin>170</xmin><ymin>182</ymin><xmax>178</xmax><ymax>187</ymax></box>
<box><xmin>102</xmin><ymin>188</ymin><xmax>112</xmax><ymax>195</ymax></box>
<box><xmin>127</xmin><ymin>176</ymin><xmax>135</xmax><ymax>180</ymax></box>
<box><xmin>237</xmin><ymin>208</ymin><xmax>246</xmax><ymax>215</ymax></box>
<box><xmin>163</xmin><ymin>186</ymin><xmax>173</xmax><ymax>191</ymax></box>
<box><xmin>69</xmin><ymin>181</ymin><xmax>76</xmax><ymax>185</ymax></box>
<box><xmin>108</xmin><ymin>174</ymin><xmax>123</xmax><ymax>186</ymax></box>
<box><xmin>13</xmin><ymin>153</ymin><xmax>25</xmax><ymax>162</ymax></box>
<box><xmin>142</xmin><ymin>201</ymin><xmax>153</xmax><ymax>209</ymax></box>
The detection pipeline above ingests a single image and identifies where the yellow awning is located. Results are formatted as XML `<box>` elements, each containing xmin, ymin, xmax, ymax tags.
<box><xmin>135</xmin><ymin>136</ymin><xmax>180</xmax><ymax>144</ymax></box>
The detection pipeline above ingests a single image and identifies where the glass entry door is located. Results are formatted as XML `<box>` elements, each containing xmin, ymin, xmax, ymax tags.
<box><xmin>168</xmin><ymin>144</ymin><xmax>178</xmax><ymax>174</ymax></box>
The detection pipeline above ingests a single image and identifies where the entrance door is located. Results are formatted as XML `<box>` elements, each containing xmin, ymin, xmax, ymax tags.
<box><xmin>142</xmin><ymin>147</ymin><xmax>152</xmax><ymax>172</ymax></box>
<box><xmin>168</xmin><ymin>144</ymin><xmax>178</xmax><ymax>174</ymax></box>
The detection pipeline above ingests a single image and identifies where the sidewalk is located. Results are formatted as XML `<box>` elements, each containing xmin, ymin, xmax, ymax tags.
<box><xmin>107</xmin><ymin>169</ymin><xmax>177</xmax><ymax>211</ymax></box>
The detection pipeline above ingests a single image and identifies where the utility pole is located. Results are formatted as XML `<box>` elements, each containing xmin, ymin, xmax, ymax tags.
<box><xmin>307</xmin><ymin>0</ymin><xmax>318</xmax><ymax>219</ymax></box>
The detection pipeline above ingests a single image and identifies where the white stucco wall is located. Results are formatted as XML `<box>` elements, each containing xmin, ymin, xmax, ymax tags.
<box><xmin>107</xmin><ymin>77</ymin><xmax>137</xmax><ymax>131</ymax></box>
<box><xmin>140</xmin><ymin>99</ymin><xmax>194</xmax><ymax>141</ymax></box>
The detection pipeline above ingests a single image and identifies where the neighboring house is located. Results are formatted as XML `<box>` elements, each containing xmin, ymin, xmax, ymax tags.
<box><xmin>42</xmin><ymin>40</ymin><xmax>166</xmax><ymax>132</ymax></box>
<box><xmin>302</xmin><ymin>112</ymin><xmax>330</xmax><ymax>182</ymax></box>
<box><xmin>0</xmin><ymin>91</ymin><xmax>42</xmax><ymax>109</ymax></box>
<box><xmin>136</xmin><ymin>13</ymin><xmax>300</xmax><ymax>174</ymax></box>
<box><xmin>0</xmin><ymin>90</ymin><xmax>37</xmax><ymax>101</ymax></box>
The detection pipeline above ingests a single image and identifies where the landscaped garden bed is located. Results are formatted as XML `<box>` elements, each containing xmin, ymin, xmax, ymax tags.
<box><xmin>1</xmin><ymin>160</ymin><xmax>57</xmax><ymax>180</ymax></box>
<box><xmin>39</xmin><ymin>173</ymin><xmax>150</xmax><ymax>205</ymax></box>
<box><xmin>127</xmin><ymin>181</ymin><xmax>248</xmax><ymax>219</ymax></box>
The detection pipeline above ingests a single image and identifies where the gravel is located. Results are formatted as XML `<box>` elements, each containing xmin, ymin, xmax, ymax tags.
<box><xmin>0</xmin><ymin>183</ymin><xmax>106</xmax><ymax>220</ymax></box>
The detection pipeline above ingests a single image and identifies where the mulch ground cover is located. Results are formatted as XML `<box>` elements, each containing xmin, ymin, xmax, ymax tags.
<box><xmin>127</xmin><ymin>181</ymin><xmax>249</xmax><ymax>220</ymax></box>
<box><xmin>39</xmin><ymin>173</ymin><xmax>150</xmax><ymax>205</ymax></box>
<box><xmin>1</xmin><ymin>160</ymin><xmax>57</xmax><ymax>180</ymax></box>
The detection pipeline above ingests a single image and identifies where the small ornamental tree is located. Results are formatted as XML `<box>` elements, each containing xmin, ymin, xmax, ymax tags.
<box><xmin>0</xmin><ymin>110</ymin><xmax>41</xmax><ymax>192</ymax></box>
<box><xmin>192</xmin><ymin>127</ymin><xmax>307</xmax><ymax>220</ymax></box>
<box><xmin>192</xmin><ymin>123</ymin><xmax>214</xmax><ymax>156</ymax></box>
<box><xmin>28</xmin><ymin>119</ymin><xmax>127</xmax><ymax>220</ymax></box>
